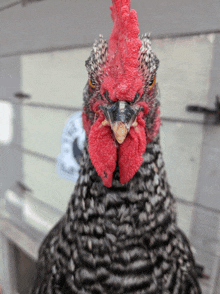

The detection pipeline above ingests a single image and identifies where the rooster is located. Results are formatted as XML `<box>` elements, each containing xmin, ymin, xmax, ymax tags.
<box><xmin>31</xmin><ymin>0</ymin><xmax>202</xmax><ymax>293</ymax></box>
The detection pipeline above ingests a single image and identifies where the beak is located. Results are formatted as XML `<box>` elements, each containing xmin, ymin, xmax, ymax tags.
<box><xmin>100</xmin><ymin>101</ymin><xmax>142</xmax><ymax>144</ymax></box>
<box><xmin>111</xmin><ymin>121</ymin><xmax>128</xmax><ymax>144</ymax></box>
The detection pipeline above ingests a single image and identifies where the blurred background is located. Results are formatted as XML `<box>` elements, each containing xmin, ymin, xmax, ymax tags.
<box><xmin>0</xmin><ymin>0</ymin><xmax>220</xmax><ymax>293</ymax></box>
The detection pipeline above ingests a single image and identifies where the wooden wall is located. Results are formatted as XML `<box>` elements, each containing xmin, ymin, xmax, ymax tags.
<box><xmin>0</xmin><ymin>1</ymin><xmax>220</xmax><ymax>293</ymax></box>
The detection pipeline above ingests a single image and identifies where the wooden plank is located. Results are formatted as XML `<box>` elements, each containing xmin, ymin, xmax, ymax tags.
<box><xmin>22</xmin><ymin>193</ymin><xmax>63</xmax><ymax>236</ymax></box>
<box><xmin>21</xmin><ymin>48</ymin><xmax>90</xmax><ymax>108</ymax></box>
<box><xmin>0</xmin><ymin>101</ymin><xmax>13</xmax><ymax>145</ymax></box>
<box><xmin>0</xmin><ymin>0</ymin><xmax>220</xmax><ymax>56</ymax></box>
<box><xmin>0</xmin><ymin>146</ymin><xmax>23</xmax><ymax>204</ymax></box>
<box><xmin>189</xmin><ymin>36</ymin><xmax>220</xmax><ymax>294</ymax></box>
<box><xmin>153</xmin><ymin>34</ymin><xmax>214</xmax><ymax>122</ymax></box>
<box><xmin>0</xmin><ymin>56</ymin><xmax>20</xmax><ymax>99</ymax></box>
<box><xmin>23</xmin><ymin>153</ymin><xmax>75</xmax><ymax>212</ymax></box>
<box><xmin>193</xmin><ymin>35</ymin><xmax>220</xmax><ymax>210</ymax></box>
<box><xmin>0</xmin><ymin>0</ymin><xmax>19</xmax><ymax>10</ymax></box>
<box><xmin>22</xmin><ymin>105</ymin><xmax>73</xmax><ymax>159</ymax></box>
<box><xmin>0</xmin><ymin>233</ymin><xmax>14</xmax><ymax>294</ymax></box>
<box><xmin>160</xmin><ymin>121</ymin><xmax>203</xmax><ymax>202</ymax></box>
<box><xmin>0</xmin><ymin>219</ymin><xmax>39</xmax><ymax>261</ymax></box>
<box><xmin>176</xmin><ymin>201</ymin><xmax>193</xmax><ymax>236</ymax></box>
<box><xmin>195</xmin><ymin>144</ymin><xmax>220</xmax><ymax>210</ymax></box>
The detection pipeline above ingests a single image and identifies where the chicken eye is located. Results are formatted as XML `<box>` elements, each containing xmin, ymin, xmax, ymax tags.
<box><xmin>148</xmin><ymin>75</ymin><xmax>156</xmax><ymax>89</ymax></box>
<box><xmin>89</xmin><ymin>78</ymin><xmax>96</xmax><ymax>89</ymax></box>
<box><xmin>131</xmin><ymin>92</ymin><xmax>140</xmax><ymax>104</ymax></box>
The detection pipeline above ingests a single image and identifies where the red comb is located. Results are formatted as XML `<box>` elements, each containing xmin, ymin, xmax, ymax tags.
<box><xmin>101</xmin><ymin>0</ymin><xmax>143</xmax><ymax>102</ymax></box>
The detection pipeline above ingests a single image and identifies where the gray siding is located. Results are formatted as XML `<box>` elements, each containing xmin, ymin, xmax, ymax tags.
<box><xmin>0</xmin><ymin>1</ymin><xmax>220</xmax><ymax>293</ymax></box>
<box><xmin>0</xmin><ymin>0</ymin><xmax>220</xmax><ymax>57</ymax></box>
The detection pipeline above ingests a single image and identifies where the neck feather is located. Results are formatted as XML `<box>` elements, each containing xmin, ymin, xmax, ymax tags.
<box><xmin>66</xmin><ymin>134</ymin><xmax>176</xmax><ymax>235</ymax></box>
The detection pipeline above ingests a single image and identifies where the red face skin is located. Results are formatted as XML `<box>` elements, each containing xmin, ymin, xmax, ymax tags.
<box><xmin>82</xmin><ymin>81</ymin><xmax>160</xmax><ymax>188</ymax></box>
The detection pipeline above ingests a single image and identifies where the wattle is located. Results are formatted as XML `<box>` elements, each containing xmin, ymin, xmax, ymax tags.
<box><xmin>88</xmin><ymin>113</ymin><xmax>147</xmax><ymax>187</ymax></box>
<box><xmin>119</xmin><ymin>114</ymin><xmax>146</xmax><ymax>184</ymax></box>
<box><xmin>88</xmin><ymin>113</ymin><xmax>117</xmax><ymax>187</ymax></box>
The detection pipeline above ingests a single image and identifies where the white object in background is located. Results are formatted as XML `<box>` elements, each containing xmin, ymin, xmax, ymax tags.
<box><xmin>57</xmin><ymin>111</ymin><xmax>85</xmax><ymax>183</ymax></box>
<box><xmin>0</xmin><ymin>101</ymin><xmax>13</xmax><ymax>144</ymax></box>
<box><xmin>23</xmin><ymin>197</ymin><xmax>61</xmax><ymax>234</ymax></box>
<box><xmin>5</xmin><ymin>189</ymin><xmax>24</xmax><ymax>222</ymax></box>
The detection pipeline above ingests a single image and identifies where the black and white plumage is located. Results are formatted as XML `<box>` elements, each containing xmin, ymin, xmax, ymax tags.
<box><xmin>31</xmin><ymin>1</ymin><xmax>202</xmax><ymax>292</ymax></box>
<box><xmin>31</xmin><ymin>136</ymin><xmax>201</xmax><ymax>294</ymax></box>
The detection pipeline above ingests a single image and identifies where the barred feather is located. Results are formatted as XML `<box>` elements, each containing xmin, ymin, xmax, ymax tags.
<box><xmin>31</xmin><ymin>135</ymin><xmax>201</xmax><ymax>293</ymax></box>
